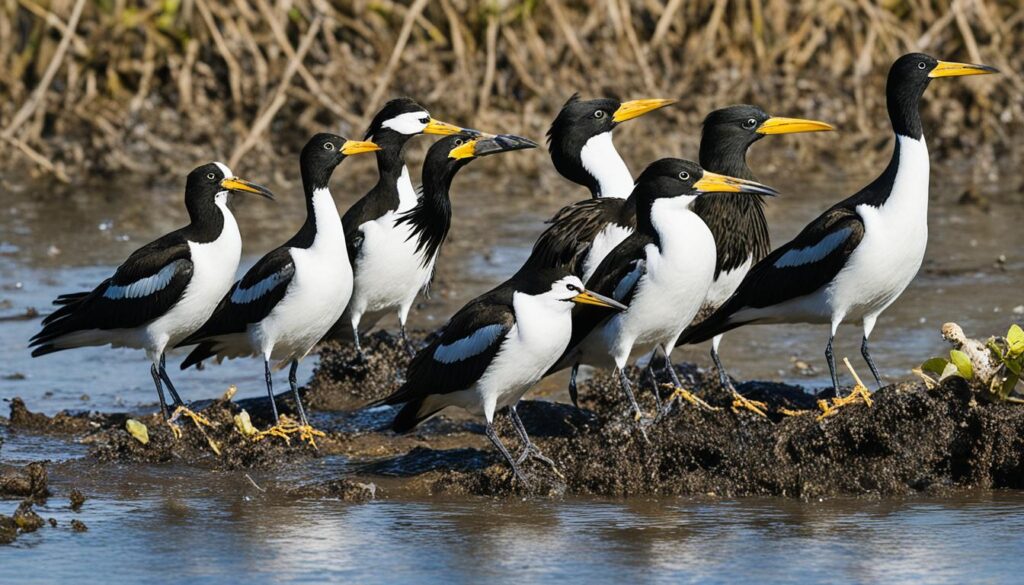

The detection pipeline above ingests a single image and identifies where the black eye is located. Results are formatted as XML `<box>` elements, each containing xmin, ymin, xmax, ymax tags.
<box><xmin>678</xmin><ymin>171</ymin><xmax>690</xmax><ymax>181</ymax></box>
<box><xmin>594</xmin><ymin>110</ymin><xmax>605</xmax><ymax>119</ymax></box>
<box><xmin>324</xmin><ymin>142</ymin><xmax>335</xmax><ymax>150</ymax></box>
<box><xmin>206</xmin><ymin>173</ymin><xmax>216</xmax><ymax>181</ymax></box>
<box><xmin>742</xmin><ymin>118</ymin><xmax>757</xmax><ymax>130</ymax></box>
<box><xmin>454</xmin><ymin>138</ymin><xmax>463</xmax><ymax>146</ymax></box>
<box><xmin>567</xmin><ymin>284</ymin><xmax>580</xmax><ymax>292</ymax></box>
<box><xmin>918</xmin><ymin>62</ymin><xmax>927</xmax><ymax>70</ymax></box>
<box><xmin>420</xmin><ymin>117</ymin><xmax>429</xmax><ymax>124</ymax></box>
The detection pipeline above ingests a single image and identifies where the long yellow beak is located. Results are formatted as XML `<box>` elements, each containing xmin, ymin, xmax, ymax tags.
<box><xmin>571</xmin><ymin>289</ymin><xmax>628</xmax><ymax>311</ymax></box>
<box><xmin>692</xmin><ymin>171</ymin><xmax>779</xmax><ymax>197</ymax></box>
<box><xmin>220</xmin><ymin>177</ymin><xmax>275</xmax><ymax>200</ymax></box>
<box><xmin>929</xmin><ymin>60</ymin><xmax>1000</xmax><ymax>78</ymax></box>
<box><xmin>423</xmin><ymin>118</ymin><xmax>465</xmax><ymax>135</ymax></box>
<box><xmin>757</xmin><ymin>116</ymin><xmax>835</xmax><ymax>135</ymax></box>
<box><xmin>341</xmin><ymin>140</ymin><xmax>382</xmax><ymax>155</ymax></box>
<box><xmin>612</xmin><ymin>98</ymin><xmax>676</xmax><ymax>123</ymax></box>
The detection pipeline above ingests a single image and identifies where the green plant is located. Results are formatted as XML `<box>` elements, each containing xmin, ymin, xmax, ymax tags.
<box><xmin>920</xmin><ymin>324</ymin><xmax>1024</xmax><ymax>402</ymax></box>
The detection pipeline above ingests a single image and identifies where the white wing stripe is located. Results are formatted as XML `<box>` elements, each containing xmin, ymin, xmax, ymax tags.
<box><xmin>231</xmin><ymin>273</ymin><xmax>284</xmax><ymax>304</ymax></box>
<box><xmin>103</xmin><ymin>260</ymin><xmax>186</xmax><ymax>300</ymax></box>
<box><xmin>433</xmin><ymin>324</ymin><xmax>505</xmax><ymax>364</ymax></box>
<box><xmin>774</xmin><ymin>228</ymin><xmax>852</xmax><ymax>268</ymax></box>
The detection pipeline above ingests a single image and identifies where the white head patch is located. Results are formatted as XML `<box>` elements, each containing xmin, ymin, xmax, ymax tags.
<box><xmin>381</xmin><ymin>111</ymin><xmax>430</xmax><ymax>135</ymax></box>
<box><xmin>213</xmin><ymin>161</ymin><xmax>232</xmax><ymax>178</ymax></box>
<box><xmin>580</xmin><ymin>132</ymin><xmax>634</xmax><ymax>199</ymax></box>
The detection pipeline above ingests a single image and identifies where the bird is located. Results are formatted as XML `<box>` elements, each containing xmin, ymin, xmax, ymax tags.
<box><xmin>178</xmin><ymin>134</ymin><xmax>380</xmax><ymax>432</ymax></box>
<box><xmin>524</xmin><ymin>94</ymin><xmax>676</xmax><ymax>280</ymax></box>
<box><xmin>676</xmin><ymin>53</ymin><xmax>998</xmax><ymax>406</ymax></box>
<box><xmin>322</xmin><ymin>97</ymin><xmax>472</xmax><ymax>356</ymax></box>
<box><xmin>668</xmin><ymin>105</ymin><xmax>833</xmax><ymax>413</ymax></box>
<box><xmin>29</xmin><ymin>162</ymin><xmax>274</xmax><ymax>420</ymax></box>
<box><xmin>546</xmin><ymin>159</ymin><xmax>779</xmax><ymax>421</ymax></box>
<box><xmin>339</xmin><ymin>131</ymin><xmax>537</xmax><ymax>359</ymax></box>
<box><xmin>379</xmin><ymin>266</ymin><xmax>626</xmax><ymax>482</ymax></box>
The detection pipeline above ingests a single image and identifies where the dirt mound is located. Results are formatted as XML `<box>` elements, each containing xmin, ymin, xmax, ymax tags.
<box><xmin>307</xmin><ymin>331</ymin><xmax>421</xmax><ymax>410</ymax></box>
<box><xmin>0</xmin><ymin>462</ymin><xmax>50</xmax><ymax>500</ymax></box>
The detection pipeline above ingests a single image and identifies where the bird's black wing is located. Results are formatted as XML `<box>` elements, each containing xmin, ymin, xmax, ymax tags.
<box><xmin>678</xmin><ymin>207</ymin><xmax>865</xmax><ymax>345</ymax></box>
<box><xmin>524</xmin><ymin>198</ymin><xmax>632</xmax><ymax>274</ymax></box>
<box><xmin>384</xmin><ymin>289</ymin><xmax>515</xmax><ymax>406</ymax></box>
<box><xmin>180</xmin><ymin>247</ymin><xmax>295</xmax><ymax>345</ymax></box>
<box><xmin>31</xmin><ymin>232</ymin><xmax>194</xmax><ymax>352</ymax></box>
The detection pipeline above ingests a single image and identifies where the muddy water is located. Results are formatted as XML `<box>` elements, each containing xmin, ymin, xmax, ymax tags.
<box><xmin>2</xmin><ymin>146</ymin><xmax>1023</xmax><ymax>580</ymax></box>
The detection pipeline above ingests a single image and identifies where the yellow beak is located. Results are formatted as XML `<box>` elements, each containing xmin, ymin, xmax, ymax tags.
<box><xmin>929</xmin><ymin>60</ymin><xmax>999</xmax><ymax>78</ymax></box>
<box><xmin>341</xmin><ymin>140</ymin><xmax>382</xmax><ymax>155</ymax></box>
<box><xmin>612</xmin><ymin>98</ymin><xmax>676</xmax><ymax>123</ymax></box>
<box><xmin>692</xmin><ymin>171</ymin><xmax>779</xmax><ymax>197</ymax></box>
<box><xmin>571</xmin><ymin>289</ymin><xmax>628</xmax><ymax>311</ymax></box>
<box><xmin>423</xmin><ymin>118</ymin><xmax>465</xmax><ymax>135</ymax></box>
<box><xmin>220</xmin><ymin>177</ymin><xmax>275</xmax><ymax>200</ymax></box>
<box><xmin>448</xmin><ymin>138</ymin><xmax>479</xmax><ymax>160</ymax></box>
<box><xmin>757</xmin><ymin>116</ymin><xmax>835</xmax><ymax>135</ymax></box>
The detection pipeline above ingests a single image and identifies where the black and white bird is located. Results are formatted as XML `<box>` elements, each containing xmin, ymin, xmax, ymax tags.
<box><xmin>547</xmin><ymin>160</ymin><xmax>778</xmax><ymax>416</ymax></box>
<box><xmin>323</xmin><ymin>98</ymin><xmax>471</xmax><ymax>354</ymax></box>
<box><xmin>524</xmin><ymin>94</ymin><xmax>675</xmax><ymax>279</ymax></box>
<box><xmin>179</xmin><ymin>134</ymin><xmax>380</xmax><ymax>426</ymax></box>
<box><xmin>380</xmin><ymin>267</ymin><xmax>625</xmax><ymax>482</ymax></box>
<box><xmin>30</xmin><ymin>163</ymin><xmax>274</xmax><ymax>419</ymax></box>
<box><xmin>343</xmin><ymin>131</ymin><xmax>536</xmax><ymax>358</ymax></box>
<box><xmin>677</xmin><ymin>54</ymin><xmax>997</xmax><ymax>398</ymax></box>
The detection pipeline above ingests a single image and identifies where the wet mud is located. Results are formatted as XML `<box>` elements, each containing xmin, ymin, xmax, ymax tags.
<box><xmin>3</xmin><ymin>336</ymin><xmax>1024</xmax><ymax>507</ymax></box>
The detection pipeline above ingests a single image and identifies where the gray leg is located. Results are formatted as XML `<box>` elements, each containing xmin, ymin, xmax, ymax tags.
<box><xmin>568</xmin><ymin>363</ymin><xmax>580</xmax><ymax>407</ymax></box>
<box><xmin>825</xmin><ymin>335</ymin><xmax>839</xmax><ymax>396</ymax></box>
<box><xmin>711</xmin><ymin>346</ymin><xmax>733</xmax><ymax>390</ymax></box>
<box><xmin>861</xmin><ymin>336</ymin><xmax>883</xmax><ymax>389</ymax></box>
<box><xmin>264</xmin><ymin>359</ymin><xmax>280</xmax><ymax>423</ymax></box>
<box><xmin>484</xmin><ymin>421</ymin><xmax>529</xmax><ymax>485</ymax></box>
<box><xmin>617</xmin><ymin>368</ymin><xmax>644</xmax><ymax>419</ymax></box>
<box><xmin>158</xmin><ymin>354</ymin><xmax>185</xmax><ymax>407</ymax></box>
<box><xmin>659</xmin><ymin>344</ymin><xmax>684</xmax><ymax>389</ymax></box>
<box><xmin>645</xmin><ymin>362</ymin><xmax>664</xmax><ymax>410</ymax></box>
<box><xmin>288</xmin><ymin>360</ymin><xmax>309</xmax><ymax>426</ymax></box>
<box><xmin>352</xmin><ymin>326</ymin><xmax>365</xmax><ymax>361</ymax></box>
<box><xmin>508</xmin><ymin>405</ymin><xmax>558</xmax><ymax>470</ymax></box>
<box><xmin>151</xmin><ymin>364</ymin><xmax>171</xmax><ymax>420</ymax></box>
<box><xmin>399</xmin><ymin>324</ymin><xmax>416</xmax><ymax>358</ymax></box>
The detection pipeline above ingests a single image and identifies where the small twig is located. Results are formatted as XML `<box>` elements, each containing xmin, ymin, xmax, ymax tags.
<box><xmin>843</xmin><ymin>357</ymin><xmax>866</xmax><ymax>389</ymax></box>
<box><xmin>244</xmin><ymin>473</ymin><xmax>267</xmax><ymax>492</ymax></box>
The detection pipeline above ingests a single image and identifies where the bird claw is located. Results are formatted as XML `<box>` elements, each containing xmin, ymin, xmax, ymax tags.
<box><xmin>816</xmin><ymin>383</ymin><xmax>873</xmax><ymax>421</ymax></box>
<box><xmin>671</xmin><ymin>386</ymin><xmax>717</xmax><ymax>411</ymax></box>
<box><xmin>169</xmin><ymin>405</ymin><xmax>213</xmax><ymax>428</ymax></box>
<box><xmin>730</xmin><ymin>391</ymin><xmax>768</xmax><ymax>417</ymax></box>
<box><xmin>253</xmin><ymin>414</ymin><xmax>326</xmax><ymax>448</ymax></box>
<box><xmin>515</xmin><ymin>445</ymin><xmax>564</xmax><ymax>480</ymax></box>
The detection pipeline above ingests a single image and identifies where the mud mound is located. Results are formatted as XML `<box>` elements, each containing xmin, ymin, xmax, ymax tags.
<box><xmin>360</xmin><ymin>374</ymin><xmax>1024</xmax><ymax>499</ymax></box>
<box><xmin>0</xmin><ymin>462</ymin><xmax>49</xmax><ymax>499</ymax></box>
<box><xmin>308</xmin><ymin>331</ymin><xmax>424</xmax><ymax>410</ymax></box>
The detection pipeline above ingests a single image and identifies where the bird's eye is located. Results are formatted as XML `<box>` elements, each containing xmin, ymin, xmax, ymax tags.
<box><xmin>918</xmin><ymin>61</ymin><xmax>927</xmax><ymax>70</ymax></box>
<box><xmin>678</xmin><ymin>171</ymin><xmax>690</xmax><ymax>181</ymax></box>
<box><xmin>567</xmin><ymin>284</ymin><xmax>580</xmax><ymax>292</ymax></box>
<box><xmin>454</xmin><ymin>138</ymin><xmax>463</xmax><ymax>146</ymax></box>
<box><xmin>324</xmin><ymin>142</ymin><xmax>335</xmax><ymax>150</ymax></box>
<box><xmin>420</xmin><ymin>117</ymin><xmax>429</xmax><ymax>124</ymax></box>
<box><xmin>206</xmin><ymin>173</ymin><xmax>216</xmax><ymax>180</ymax></box>
<box><xmin>742</xmin><ymin>118</ymin><xmax>757</xmax><ymax>129</ymax></box>
<box><xmin>594</xmin><ymin>110</ymin><xmax>605</xmax><ymax>119</ymax></box>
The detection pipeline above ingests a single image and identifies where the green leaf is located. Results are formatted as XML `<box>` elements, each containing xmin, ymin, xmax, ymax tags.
<box><xmin>1005</xmin><ymin>358</ymin><xmax>1022</xmax><ymax>377</ymax></box>
<box><xmin>940</xmin><ymin>362</ymin><xmax>961</xmax><ymax>381</ymax></box>
<box><xmin>921</xmin><ymin>357</ymin><xmax>950</xmax><ymax>375</ymax></box>
<box><xmin>1007</xmin><ymin>324</ymin><xmax>1024</xmax><ymax>356</ymax></box>
<box><xmin>949</xmin><ymin>350</ymin><xmax>974</xmax><ymax>379</ymax></box>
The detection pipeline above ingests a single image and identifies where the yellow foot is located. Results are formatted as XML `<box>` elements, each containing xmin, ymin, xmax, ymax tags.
<box><xmin>669</xmin><ymin>386</ymin><xmax>717</xmax><ymax>411</ymax></box>
<box><xmin>817</xmin><ymin>359</ymin><xmax>875</xmax><ymax>421</ymax></box>
<box><xmin>253</xmin><ymin>415</ymin><xmax>326</xmax><ymax>449</ymax></box>
<box><xmin>731</xmin><ymin>391</ymin><xmax>768</xmax><ymax>417</ymax></box>
<box><xmin>169</xmin><ymin>406</ymin><xmax>213</xmax><ymax>428</ymax></box>
<box><xmin>779</xmin><ymin>407</ymin><xmax>812</xmax><ymax>417</ymax></box>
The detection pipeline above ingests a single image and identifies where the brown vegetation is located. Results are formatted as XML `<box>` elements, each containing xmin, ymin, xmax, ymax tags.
<box><xmin>1</xmin><ymin>0</ymin><xmax>1019</xmax><ymax>183</ymax></box>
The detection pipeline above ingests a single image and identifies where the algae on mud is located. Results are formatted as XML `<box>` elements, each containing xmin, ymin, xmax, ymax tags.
<box><xmin>5</xmin><ymin>331</ymin><xmax>1023</xmax><ymax>502</ymax></box>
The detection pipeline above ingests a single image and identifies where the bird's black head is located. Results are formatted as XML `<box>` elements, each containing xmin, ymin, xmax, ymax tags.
<box><xmin>299</xmin><ymin>133</ymin><xmax>380</xmax><ymax>192</ymax></box>
<box><xmin>547</xmin><ymin>93</ymin><xmax>675</xmax><ymax>197</ymax></box>
<box><xmin>887</xmin><ymin>53</ymin><xmax>998</xmax><ymax>138</ymax></box>
<box><xmin>363</xmin><ymin>97</ymin><xmax>469</xmax><ymax>149</ymax></box>
<box><xmin>421</xmin><ymin>132</ymin><xmax>538</xmax><ymax>192</ymax></box>
<box><xmin>700</xmin><ymin>105</ymin><xmax>834</xmax><ymax>177</ymax></box>
<box><xmin>183</xmin><ymin>162</ymin><xmax>274</xmax><ymax>219</ymax></box>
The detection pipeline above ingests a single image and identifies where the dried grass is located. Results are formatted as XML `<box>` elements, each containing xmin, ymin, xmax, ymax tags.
<box><xmin>0</xmin><ymin>0</ymin><xmax>1019</xmax><ymax>182</ymax></box>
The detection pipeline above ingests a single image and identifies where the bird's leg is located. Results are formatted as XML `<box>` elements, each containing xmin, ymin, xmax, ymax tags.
<box><xmin>485</xmin><ymin>421</ymin><xmax>530</xmax><ymax>485</ymax></box>
<box><xmin>253</xmin><ymin>360</ymin><xmax>325</xmax><ymax>448</ymax></box>
<box><xmin>568</xmin><ymin>363</ymin><xmax>580</xmax><ymax>408</ymax></box>
<box><xmin>659</xmin><ymin>345</ymin><xmax>714</xmax><ymax>415</ymax></box>
<box><xmin>645</xmin><ymin>361</ymin><xmax>664</xmax><ymax>411</ymax></box>
<box><xmin>508</xmin><ymin>405</ymin><xmax>561</xmax><ymax>477</ymax></box>
<box><xmin>264</xmin><ymin>359</ymin><xmax>280</xmax><ymax>423</ymax></box>
<box><xmin>150</xmin><ymin>364</ymin><xmax>171</xmax><ymax>421</ymax></box>
<box><xmin>159</xmin><ymin>354</ymin><xmax>185</xmax><ymax>407</ymax></box>
<box><xmin>861</xmin><ymin>336</ymin><xmax>883</xmax><ymax>389</ymax></box>
<box><xmin>617</xmin><ymin>368</ymin><xmax>650</xmax><ymax>442</ymax></box>
<box><xmin>158</xmin><ymin>354</ymin><xmax>212</xmax><ymax>429</ymax></box>
<box><xmin>352</xmin><ymin>327</ymin><xmax>366</xmax><ymax>362</ymax></box>
<box><xmin>399</xmin><ymin>323</ymin><xmax>417</xmax><ymax>358</ymax></box>
<box><xmin>817</xmin><ymin>358</ymin><xmax>874</xmax><ymax>420</ymax></box>
<box><xmin>825</xmin><ymin>334</ymin><xmax>839</xmax><ymax>397</ymax></box>
<box><xmin>711</xmin><ymin>345</ymin><xmax>765</xmax><ymax>417</ymax></box>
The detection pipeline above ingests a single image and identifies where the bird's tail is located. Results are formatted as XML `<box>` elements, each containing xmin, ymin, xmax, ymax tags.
<box><xmin>180</xmin><ymin>342</ymin><xmax>217</xmax><ymax>370</ymax></box>
<box><xmin>391</xmin><ymin>397</ymin><xmax>440</xmax><ymax>433</ymax></box>
<box><xmin>29</xmin><ymin>290</ymin><xmax>95</xmax><ymax>354</ymax></box>
<box><xmin>676</xmin><ymin>305</ymin><xmax>744</xmax><ymax>347</ymax></box>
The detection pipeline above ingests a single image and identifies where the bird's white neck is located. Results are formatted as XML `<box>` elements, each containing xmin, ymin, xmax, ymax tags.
<box><xmin>310</xmin><ymin>187</ymin><xmax>346</xmax><ymax>255</ymax></box>
<box><xmin>884</xmin><ymin>134</ymin><xmax>930</xmax><ymax>218</ymax></box>
<box><xmin>580</xmin><ymin>132</ymin><xmax>633</xmax><ymax>199</ymax></box>
<box><xmin>396</xmin><ymin>165</ymin><xmax>419</xmax><ymax>211</ymax></box>
<box><xmin>512</xmin><ymin>291</ymin><xmax>573</xmax><ymax>345</ymax></box>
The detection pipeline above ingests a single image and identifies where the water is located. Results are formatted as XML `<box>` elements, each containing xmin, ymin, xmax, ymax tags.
<box><xmin>2</xmin><ymin>151</ymin><xmax>1023</xmax><ymax>581</ymax></box>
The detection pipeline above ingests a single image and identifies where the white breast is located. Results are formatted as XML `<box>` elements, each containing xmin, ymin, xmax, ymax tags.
<box><xmin>582</xmin><ymin>223</ymin><xmax>633</xmax><ymax>283</ymax></box>
<box><xmin>147</xmin><ymin>197</ymin><xmax>241</xmax><ymax>352</ymax></box>
<box><xmin>703</xmin><ymin>255</ymin><xmax>753</xmax><ymax>311</ymax></box>
<box><xmin>396</xmin><ymin>165</ymin><xmax>418</xmax><ymax>211</ymax></box>
<box><xmin>579</xmin><ymin>132</ymin><xmax>634</xmax><ymax>199</ymax></box>
<box><xmin>829</xmin><ymin>134</ymin><xmax>930</xmax><ymax>323</ymax></box>
<box><xmin>255</xmin><ymin>188</ymin><xmax>352</xmax><ymax>361</ymax></box>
